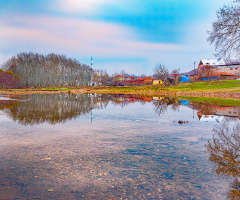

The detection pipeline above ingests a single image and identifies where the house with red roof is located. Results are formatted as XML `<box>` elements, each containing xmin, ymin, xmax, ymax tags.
<box><xmin>198</xmin><ymin>59</ymin><xmax>240</xmax><ymax>80</ymax></box>
<box><xmin>125</xmin><ymin>77</ymin><xmax>153</xmax><ymax>85</ymax></box>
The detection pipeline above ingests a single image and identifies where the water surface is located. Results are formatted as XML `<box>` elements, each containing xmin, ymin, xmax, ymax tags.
<box><xmin>0</xmin><ymin>94</ymin><xmax>239</xmax><ymax>199</ymax></box>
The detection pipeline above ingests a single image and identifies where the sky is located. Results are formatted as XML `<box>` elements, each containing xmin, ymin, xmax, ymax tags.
<box><xmin>0</xmin><ymin>0</ymin><xmax>233</xmax><ymax>75</ymax></box>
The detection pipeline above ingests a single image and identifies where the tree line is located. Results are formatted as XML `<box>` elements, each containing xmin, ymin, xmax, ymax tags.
<box><xmin>1</xmin><ymin>52</ymin><xmax>93</xmax><ymax>88</ymax></box>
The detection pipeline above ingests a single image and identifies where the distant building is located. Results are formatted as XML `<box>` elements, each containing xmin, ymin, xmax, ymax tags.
<box><xmin>199</xmin><ymin>59</ymin><xmax>225</xmax><ymax>66</ymax></box>
<box><xmin>125</xmin><ymin>77</ymin><xmax>153</xmax><ymax>85</ymax></box>
<box><xmin>198</xmin><ymin>59</ymin><xmax>240</xmax><ymax>80</ymax></box>
<box><xmin>153</xmin><ymin>80</ymin><xmax>163</xmax><ymax>85</ymax></box>
<box><xmin>201</xmin><ymin>72</ymin><xmax>235</xmax><ymax>81</ymax></box>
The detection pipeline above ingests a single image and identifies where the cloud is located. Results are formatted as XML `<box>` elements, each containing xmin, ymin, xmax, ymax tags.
<box><xmin>0</xmin><ymin>15</ymin><xmax>188</xmax><ymax>75</ymax></box>
<box><xmin>0</xmin><ymin>0</ymin><xmax>234</xmax><ymax>76</ymax></box>
<box><xmin>0</xmin><ymin>15</ymin><xmax>184</xmax><ymax>63</ymax></box>
<box><xmin>55</xmin><ymin>0</ymin><xmax>111</xmax><ymax>14</ymax></box>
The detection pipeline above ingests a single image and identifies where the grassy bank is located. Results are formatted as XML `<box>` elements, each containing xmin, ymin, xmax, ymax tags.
<box><xmin>179</xmin><ymin>96</ymin><xmax>240</xmax><ymax>107</ymax></box>
<box><xmin>1</xmin><ymin>80</ymin><xmax>240</xmax><ymax>93</ymax></box>
<box><xmin>81</xmin><ymin>80</ymin><xmax>240</xmax><ymax>93</ymax></box>
<box><xmin>169</xmin><ymin>80</ymin><xmax>240</xmax><ymax>92</ymax></box>
<box><xmin>1</xmin><ymin>80</ymin><xmax>240</xmax><ymax>103</ymax></box>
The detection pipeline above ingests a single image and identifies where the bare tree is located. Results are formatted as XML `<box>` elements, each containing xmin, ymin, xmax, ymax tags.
<box><xmin>198</xmin><ymin>65</ymin><xmax>214</xmax><ymax>80</ymax></box>
<box><xmin>171</xmin><ymin>68</ymin><xmax>180</xmax><ymax>83</ymax></box>
<box><xmin>153</xmin><ymin>64</ymin><xmax>169</xmax><ymax>80</ymax></box>
<box><xmin>101</xmin><ymin>70</ymin><xmax>110</xmax><ymax>85</ymax></box>
<box><xmin>92</xmin><ymin>69</ymin><xmax>110</xmax><ymax>85</ymax></box>
<box><xmin>207</xmin><ymin>0</ymin><xmax>240</xmax><ymax>58</ymax></box>
<box><xmin>2</xmin><ymin>52</ymin><xmax>93</xmax><ymax>87</ymax></box>
<box><xmin>120</xmin><ymin>70</ymin><xmax>128</xmax><ymax>79</ymax></box>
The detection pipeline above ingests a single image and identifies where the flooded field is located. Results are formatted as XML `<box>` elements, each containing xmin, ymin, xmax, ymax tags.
<box><xmin>0</xmin><ymin>94</ymin><xmax>239</xmax><ymax>199</ymax></box>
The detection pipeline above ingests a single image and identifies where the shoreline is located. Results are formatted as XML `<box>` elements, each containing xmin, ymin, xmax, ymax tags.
<box><xmin>1</xmin><ymin>87</ymin><xmax>240</xmax><ymax>106</ymax></box>
<box><xmin>0</xmin><ymin>88</ymin><xmax>240</xmax><ymax>99</ymax></box>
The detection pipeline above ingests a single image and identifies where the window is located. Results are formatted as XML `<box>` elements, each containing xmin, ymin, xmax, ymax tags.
<box><xmin>230</xmin><ymin>68</ymin><xmax>233</xmax><ymax>70</ymax></box>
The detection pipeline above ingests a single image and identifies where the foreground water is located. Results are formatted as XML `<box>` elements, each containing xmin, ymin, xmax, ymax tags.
<box><xmin>0</xmin><ymin>94</ymin><xmax>239</xmax><ymax>199</ymax></box>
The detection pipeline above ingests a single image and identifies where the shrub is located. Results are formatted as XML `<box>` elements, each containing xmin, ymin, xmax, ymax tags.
<box><xmin>0</xmin><ymin>69</ymin><xmax>20</xmax><ymax>89</ymax></box>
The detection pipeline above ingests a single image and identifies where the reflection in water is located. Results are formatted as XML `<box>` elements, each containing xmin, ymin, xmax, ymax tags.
<box><xmin>195</xmin><ymin>103</ymin><xmax>240</xmax><ymax>122</ymax></box>
<box><xmin>2</xmin><ymin>93</ymin><xmax>110</xmax><ymax>125</ymax></box>
<box><xmin>1</xmin><ymin>93</ymin><xmax>240</xmax><ymax>199</ymax></box>
<box><xmin>1</xmin><ymin>94</ymin><xmax>240</xmax><ymax>125</ymax></box>
<box><xmin>229</xmin><ymin>179</ymin><xmax>240</xmax><ymax>199</ymax></box>
<box><xmin>1</xmin><ymin>94</ymin><xmax>183</xmax><ymax>125</ymax></box>
<box><xmin>153</xmin><ymin>97</ymin><xmax>180</xmax><ymax>116</ymax></box>
<box><xmin>0</xmin><ymin>99</ymin><xmax>19</xmax><ymax>110</ymax></box>
<box><xmin>206</xmin><ymin>122</ymin><xmax>240</xmax><ymax>199</ymax></box>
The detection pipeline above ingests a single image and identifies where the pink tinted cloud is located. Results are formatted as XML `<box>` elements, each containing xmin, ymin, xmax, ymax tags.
<box><xmin>55</xmin><ymin>0</ymin><xmax>111</xmax><ymax>14</ymax></box>
<box><xmin>0</xmin><ymin>15</ymin><xmax>185</xmax><ymax>71</ymax></box>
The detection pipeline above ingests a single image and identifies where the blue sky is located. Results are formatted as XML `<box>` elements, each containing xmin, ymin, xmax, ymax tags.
<box><xmin>0</xmin><ymin>0</ymin><xmax>232</xmax><ymax>75</ymax></box>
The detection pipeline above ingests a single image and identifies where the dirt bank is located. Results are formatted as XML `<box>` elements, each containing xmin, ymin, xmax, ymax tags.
<box><xmin>1</xmin><ymin>89</ymin><xmax>240</xmax><ymax>100</ymax></box>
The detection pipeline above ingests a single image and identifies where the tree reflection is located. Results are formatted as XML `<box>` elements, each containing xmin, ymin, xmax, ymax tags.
<box><xmin>111</xmin><ymin>95</ymin><xmax>130</xmax><ymax>107</ymax></box>
<box><xmin>4</xmin><ymin>93</ymin><xmax>110</xmax><ymax>125</ymax></box>
<box><xmin>206</xmin><ymin>122</ymin><xmax>240</xmax><ymax>199</ymax></box>
<box><xmin>0</xmin><ymin>99</ymin><xmax>20</xmax><ymax>110</ymax></box>
<box><xmin>1</xmin><ymin>94</ymin><xmax>184</xmax><ymax>125</ymax></box>
<box><xmin>153</xmin><ymin>97</ymin><xmax>180</xmax><ymax>116</ymax></box>
<box><xmin>228</xmin><ymin>178</ymin><xmax>240</xmax><ymax>199</ymax></box>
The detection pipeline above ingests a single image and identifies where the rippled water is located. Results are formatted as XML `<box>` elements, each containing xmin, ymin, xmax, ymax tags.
<box><xmin>0</xmin><ymin>94</ymin><xmax>239</xmax><ymax>199</ymax></box>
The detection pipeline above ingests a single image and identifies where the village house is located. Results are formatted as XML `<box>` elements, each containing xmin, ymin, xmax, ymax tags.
<box><xmin>198</xmin><ymin>59</ymin><xmax>240</xmax><ymax>80</ymax></box>
<box><xmin>153</xmin><ymin>80</ymin><xmax>163</xmax><ymax>85</ymax></box>
<box><xmin>125</xmin><ymin>77</ymin><xmax>154</xmax><ymax>85</ymax></box>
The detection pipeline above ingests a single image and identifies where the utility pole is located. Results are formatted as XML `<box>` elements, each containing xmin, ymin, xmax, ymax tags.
<box><xmin>90</xmin><ymin>54</ymin><xmax>94</xmax><ymax>86</ymax></box>
<box><xmin>91</xmin><ymin>54</ymin><xmax>93</xmax><ymax>67</ymax></box>
<box><xmin>193</xmin><ymin>105</ymin><xmax>194</xmax><ymax>119</ymax></box>
<box><xmin>194</xmin><ymin>61</ymin><xmax>198</xmax><ymax>81</ymax></box>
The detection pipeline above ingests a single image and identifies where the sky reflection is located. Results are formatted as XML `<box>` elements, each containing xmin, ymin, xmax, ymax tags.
<box><xmin>0</xmin><ymin>94</ymin><xmax>239</xmax><ymax>199</ymax></box>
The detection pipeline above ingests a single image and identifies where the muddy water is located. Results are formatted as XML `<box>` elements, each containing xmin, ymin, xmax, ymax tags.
<box><xmin>0</xmin><ymin>94</ymin><xmax>239</xmax><ymax>199</ymax></box>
